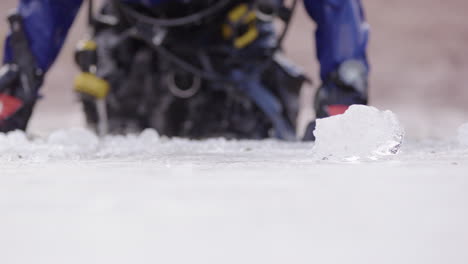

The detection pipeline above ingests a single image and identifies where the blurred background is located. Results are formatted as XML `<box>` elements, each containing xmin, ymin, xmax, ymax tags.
<box><xmin>0</xmin><ymin>0</ymin><xmax>467</xmax><ymax>139</ymax></box>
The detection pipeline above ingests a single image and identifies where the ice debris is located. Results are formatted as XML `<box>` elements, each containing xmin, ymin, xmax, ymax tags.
<box><xmin>457</xmin><ymin>123</ymin><xmax>468</xmax><ymax>147</ymax></box>
<box><xmin>0</xmin><ymin>128</ymin><xmax>161</xmax><ymax>162</ymax></box>
<box><xmin>312</xmin><ymin>105</ymin><xmax>405</xmax><ymax>161</ymax></box>
<box><xmin>48</xmin><ymin>128</ymin><xmax>99</xmax><ymax>153</ymax></box>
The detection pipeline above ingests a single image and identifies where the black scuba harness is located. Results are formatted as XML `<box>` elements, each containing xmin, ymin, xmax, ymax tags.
<box><xmin>82</xmin><ymin>0</ymin><xmax>302</xmax><ymax>140</ymax></box>
<box><xmin>90</xmin><ymin>0</ymin><xmax>299</xmax><ymax>83</ymax></box>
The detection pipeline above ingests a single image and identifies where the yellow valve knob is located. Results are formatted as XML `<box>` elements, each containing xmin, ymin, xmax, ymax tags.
<box><xmin>77</xmin><ymin>39</ymin><xmax>97</xmax><ymax>51</ymax></box>
<box><xmin>74</xmin><ymin>73</ymin><xmax>110</xmax><ymax>99</ymax></box>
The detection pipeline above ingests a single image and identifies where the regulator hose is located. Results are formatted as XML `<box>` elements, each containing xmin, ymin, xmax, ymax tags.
<box><xmin>112</xmin><ymin>0</ymin><xmax>231</xmax><ymax>27</ymax></box>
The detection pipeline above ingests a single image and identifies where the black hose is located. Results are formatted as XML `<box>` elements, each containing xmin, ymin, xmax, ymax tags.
<box><xmin>88</xmin><ymin>0</ymin><xmax>94</xmax><ymax>27</ymax></box>
<box><xmin>113</xmin><ymin>0</ymin><xmax>231</xmax><ymax>27</ymax></box>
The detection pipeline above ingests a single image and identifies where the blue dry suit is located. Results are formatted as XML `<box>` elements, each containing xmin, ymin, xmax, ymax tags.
<box><xmin>2</xmin><ymin>0</ymin><xmax>369</xmax><ymax>81</ymax></box>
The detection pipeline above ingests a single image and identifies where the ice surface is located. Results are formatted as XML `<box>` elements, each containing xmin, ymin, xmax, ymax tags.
<box><xmin>1</xmin><ymin>126</ymin><xmax>468</xmax><ymax>264</ymax></box>
<box><xmin>457</xmin><ymin>123</ymin><xmax>468</xmax><ymax>147</ymax></box>
<box><xmin>313</xmin><ymin>105</ymin><xmax>405</xmax><ymax>161</ymax></box>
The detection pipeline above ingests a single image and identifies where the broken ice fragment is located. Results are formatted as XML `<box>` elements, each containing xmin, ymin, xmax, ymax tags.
<box><xmin>312</xmin><ymin>105</ymin><xmax>405</xmax><ymax>160</ymax></box>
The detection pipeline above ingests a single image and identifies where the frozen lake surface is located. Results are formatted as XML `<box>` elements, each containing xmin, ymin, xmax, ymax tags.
<box><xmin>1</xmin><ymin>126</ymin><xmax>467</xmax><ymax>264</ymax></box>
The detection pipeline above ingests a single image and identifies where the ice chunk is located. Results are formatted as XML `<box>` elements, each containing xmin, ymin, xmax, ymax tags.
<box><xmin>139</xmin><ymin>128</ymin><xmax>160</xmax><ymax>143</ymax></box>
<box><xmin>312</xmin><ymin>105</ymin><xmax>404</xmax><ymax>160</ymax></box>
<box><xmin>457</xmin><ymin>123</ymin><xmax>468</xmax><ymax>147</ymax></box>
<box><xmin>0</xmin><ymin>130</ymin><xmax>29</xmax><ymax>146</ymax></box>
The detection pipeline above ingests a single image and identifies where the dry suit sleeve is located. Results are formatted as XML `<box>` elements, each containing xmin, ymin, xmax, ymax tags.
<box><xmin>3</xmin><ymin>0</ymin><xmax>84</xmax><ymax>72</ymax></box>
<box><xmin>303</xmin><ymin>0</ymin><xmax>369</xmax><ymax>80</ymax></box>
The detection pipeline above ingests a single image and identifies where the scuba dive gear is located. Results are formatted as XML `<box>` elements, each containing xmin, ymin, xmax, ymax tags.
<box><xmin>222</xmin><ymin>3</ymin><xmax>259</xmax><ymax>49</ymax></box>
<box><xmin>74</xmin><ymin>0</ymin><xmax>111</xmax><ymax>136</ymax></box>
<box><xmin>75</xmin><ymin>0</ymin><xmax>305</xmax><ymax>139</ymax></box>
<box><xmin>0</xmin><ymin>13</ymin><xmax>43</xmax><ymax>132</ymax></box>
<box><xmin>0</xmin><ymin>0</ymin><xmax>370</xmax><ymax>138</ymax></box>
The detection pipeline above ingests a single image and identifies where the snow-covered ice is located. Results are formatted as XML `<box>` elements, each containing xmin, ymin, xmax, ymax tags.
<box><xmin>313</xmin><ymin>105</ymin><xmax>404</xmax><ymax>161</ymax></box>
<box><xmin>0</xmin><ymin>120</ymin><xmax>468</xmax><ymax>264</ymax></box>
